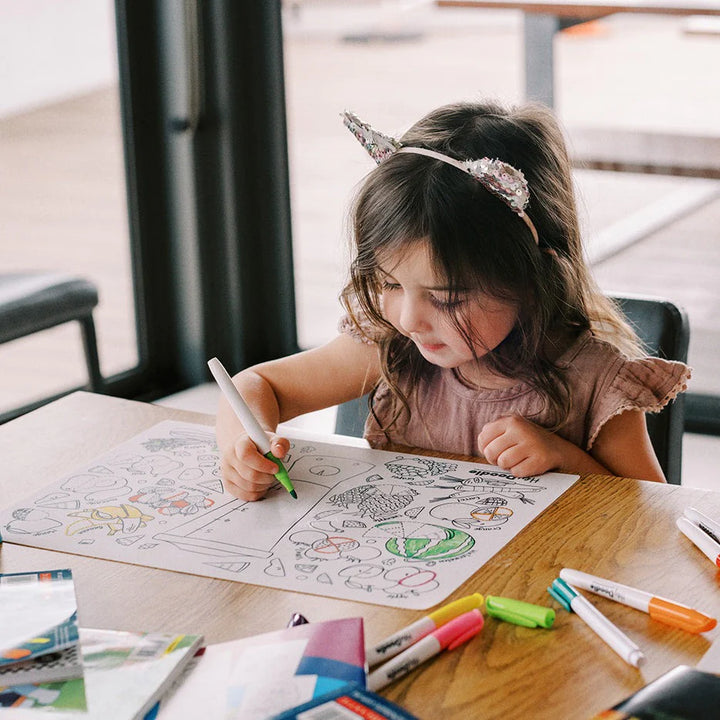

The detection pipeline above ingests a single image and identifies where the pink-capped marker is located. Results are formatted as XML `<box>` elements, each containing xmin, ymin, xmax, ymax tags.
<box><xmin>367</xmin><ymin>609</ymin><xmax>484</xmax><ymax>692</ymax></box>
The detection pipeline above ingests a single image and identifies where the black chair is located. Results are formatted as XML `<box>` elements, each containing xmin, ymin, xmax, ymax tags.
<box><xmin>335</xmin><ymin>293</ymin><xmax>689</xmax><ymax>485</ymax></box>
<box><xmin>0</xmin><ymin>272</ymin><xmax>103</xmax><ymax>420</ymax></box>
<box><xmin>612</xmin><ymin>293</ymin><xmax>689</xmax><ymax>485</ymax></box>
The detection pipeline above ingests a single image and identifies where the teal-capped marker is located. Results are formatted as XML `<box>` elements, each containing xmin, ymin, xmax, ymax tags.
<box><xmin>208</xmin><ymin>357</ymin><xmax>297</xmax><ymax>499</ymax></box>
<box><xmin>547</xmin><ymin>579</ymin><xmax>574</xmax><ymax>612</ymax></box>
<box><xmin>485</xmin><ymin>596</ymin><xmax>555</xmax><ymax>628</ymax></box>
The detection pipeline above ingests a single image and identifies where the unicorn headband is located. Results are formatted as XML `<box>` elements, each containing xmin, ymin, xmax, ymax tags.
<box><xmin>342</xmin><ymin>110</ymin><xmax>539</xmax><ymax>245</ymax></box>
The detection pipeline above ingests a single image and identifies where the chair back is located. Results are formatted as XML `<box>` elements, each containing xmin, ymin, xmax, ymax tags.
<box><xmin>610</xmin><ymin>293</ymin><xmax>689</xmax><ymax>485</ymax></box>
<box><xmin>335</xmin><ymin>293</ymin><xmax>689</xmax><ymax>484</ymax></box>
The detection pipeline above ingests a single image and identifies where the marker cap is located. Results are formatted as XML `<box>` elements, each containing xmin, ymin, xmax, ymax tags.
<box><xmin>428</xmin><ymin>593</ymin><xmax>484</xmax><ymax>627</ymax></box>
<box><xmin>432</xmin><ymin>609</ymin><xmax>484</xmax><ymax>650</ymax></box>
<box><xmin>648</xmin><ymin>597</ymin><xmax>717</xmax><ymax>634</ymax></box>
<box><xmin>547</xmin><ymin>578</ymin><xmax>575</xmax><ymax>612</ymax></box>
<box><xmin>485</xmin><ymin>596</ymin><xmax>555</xmax><ymax>628</ymax></box>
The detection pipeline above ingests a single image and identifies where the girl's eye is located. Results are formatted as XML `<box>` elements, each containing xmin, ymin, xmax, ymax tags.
<box><xmin>381</xmin><ymin>280</ymin><xmax>400</xmax><ymax>291</ymax></box>
<box><xmin>429</xmin><ymin>294</ymin><xmax>466</xmax><ymax>311</ymax></box>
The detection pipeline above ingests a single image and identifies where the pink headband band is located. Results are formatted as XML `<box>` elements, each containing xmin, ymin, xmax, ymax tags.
<box><xmin>342</xmin><ymin>110</ymin><xmax>539</xmax><ymax>245</ymax></box>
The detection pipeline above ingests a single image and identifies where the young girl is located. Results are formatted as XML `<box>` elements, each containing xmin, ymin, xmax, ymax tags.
<box><xmin>216</xmin><ymin>100</ymin><xmax>691</xmax><ymax>501</ymax></box>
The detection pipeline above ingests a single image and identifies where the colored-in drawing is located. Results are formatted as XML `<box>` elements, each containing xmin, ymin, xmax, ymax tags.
<box><xmin>129</xmin><ymin>486</ymin><xmax>214</xmax><ymax>516</ymax></box>
<box><xmin>430</xmin><ymin>501</ymin><xmax>513</xmax><ymax>529</ymax></box>
<box><xmin>472</xmin><ymin>506</ymin><xmax>513</xmax><ymax>521</ymax></box>
<box><xmin>368</xmin><ymin>521</ymin><xmax>475</xmax><ymax>560</ymax></box>
<box><xmin>0</xmin><ymin>420</ymin><xmax>579</xmax><ymax>610</ymax></box>
<box><xmin>66</xmin><ymin>504</ymin><xmax>154</xmax><ymax>536</ymax></box>
<box><xmin>337</xmin><ymin>563</ymin><xmax>439</xmax><ymax>597</ymax></box>
<box><xmin>311</xmin><ymin>536</ymin><xmax>359</xmax><ymax>555</ymax></box>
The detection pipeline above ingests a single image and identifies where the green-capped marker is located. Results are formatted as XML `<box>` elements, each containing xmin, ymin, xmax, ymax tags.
<box><xmin>485</xmin><ymin>595</ymin><xmax>555</xmax><ymax>628</ymax></box>
<box><xmin>208</xmin><ymin>357</ymin><xmax>298</xmax><ymax>499</ymax></box>
<box><xmin>266</xmin><ymin>451</ymin><xmax>296</xmax><ymax>498</ymax></box>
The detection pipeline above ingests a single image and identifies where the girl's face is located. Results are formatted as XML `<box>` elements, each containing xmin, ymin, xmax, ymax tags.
<box><xmin>378</xmin><ymin>241</ymin><xmax>519</xmax><ymax>382</ymax></box>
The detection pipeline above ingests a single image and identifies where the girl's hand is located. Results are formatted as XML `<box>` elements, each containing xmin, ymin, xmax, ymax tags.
<box><xmin>220</xmin><ymin>433</ymin><xmax>291</xmax><ymax>501</ymax></box>
<box><xmin>477</xmin><ymin>415</ymin><xmax>563</xmax><ymax>477</ymax></box>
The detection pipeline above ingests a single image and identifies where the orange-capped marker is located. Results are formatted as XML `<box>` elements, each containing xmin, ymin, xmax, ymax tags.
<box><xmin>559</xmin><ymin>568</ymin><xmax>716</xmax><ymax>634</ymax></box>
<box><xmin>647</xmin><ymin>597</ymin><xmax>716</xmax><ymax>634</ymax></box>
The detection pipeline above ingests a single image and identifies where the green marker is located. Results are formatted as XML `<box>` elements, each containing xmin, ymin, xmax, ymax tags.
<box><xmin>485</xmin><ymin>595</ymin><xmax>555</xmax><ymax>628</ymax></box>
<box><xmin>264</xmin><ymin>450</ymin><xmax>296</xmax><ymax>498</ymax></box>
<box><xmin>208</xmin><ymin>357</ymin><xmax>297</xmax><ymax>499</ymax></box>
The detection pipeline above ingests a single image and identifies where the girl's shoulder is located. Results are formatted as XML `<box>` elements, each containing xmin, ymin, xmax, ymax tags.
<box><xmin>338</xmin><ymin>296</ymin><xmax>384</xmax><ymax>345</ymax></box>
<box><xmin>338</xmin><ymin>312</ymin><xmax>375</xmax><ymax>345</ymax></box>
<box><xmin>560</xmin><ymin>331</ymin><xmax>692</xmax><ymax>449</ymax></box>
<box><xmin>558</xmin><ymin>330</ymin><xmax>688</xmax><ymax>379</ymax></box>
<box><xmin>555</xmin><ymin>330</ymin><xmax>623</xmax><ymax>369</ymax></box>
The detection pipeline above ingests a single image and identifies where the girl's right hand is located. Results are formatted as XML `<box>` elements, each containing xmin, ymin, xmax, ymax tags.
<box><xmin>220</xmin><ymin>433</ymin><xmax>291</xmax><ymax>502</ymax></box>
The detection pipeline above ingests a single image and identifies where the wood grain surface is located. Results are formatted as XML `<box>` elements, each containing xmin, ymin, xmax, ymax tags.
<box><xmin>1</xmin><ymin>392</ymin><xmax>719</xmax><ymax>719</ymax></box>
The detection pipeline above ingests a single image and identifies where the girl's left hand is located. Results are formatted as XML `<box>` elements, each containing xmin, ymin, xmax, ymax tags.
<box><xmin>477</xmin><ymin>415</ymin><xmax>563</xmax><ymax>477</ymax></box>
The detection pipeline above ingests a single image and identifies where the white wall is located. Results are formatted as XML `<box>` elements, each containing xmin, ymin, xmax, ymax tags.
<box><xmin>0</xmin><ymin>0</ymin><xmax>117</xmax><ymax>117</ymax></box>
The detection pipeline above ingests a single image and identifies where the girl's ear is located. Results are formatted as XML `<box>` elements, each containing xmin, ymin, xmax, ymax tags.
<box><xmin>543</xmin><ymin>248</ymin><xmax>558</xmax><ymax>258</ymax></box>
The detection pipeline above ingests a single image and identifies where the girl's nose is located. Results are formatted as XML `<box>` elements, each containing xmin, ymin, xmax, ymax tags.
<box><xmin>399</xmin><ymin>297</ymin><xmax>428</xmax><ymax>334</ymax></box>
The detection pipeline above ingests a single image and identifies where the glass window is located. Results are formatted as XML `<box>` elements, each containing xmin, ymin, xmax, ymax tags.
<box><xmin>0</xmin><ymin>0</ymin><xmax>137</xmax><ymax>415</ymax></box>
<box><xmin>282</xmin><ymin>1</ymin><xmax>720</xmax><ymax>406</ymax></box>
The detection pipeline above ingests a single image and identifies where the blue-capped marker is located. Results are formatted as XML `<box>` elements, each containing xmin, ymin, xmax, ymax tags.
<box><xmin>485</xmin><ymin>596</ymin><xmax>555</xmax><ymax>628</ymax></box>
<box><xmin>547</xmin><ymin>578</ymin><xmax>646</xmax><ymax>668</ymax></box>
<box><xmin>547</xmin><ymin>580</ymin><xmax>573</xmax><ymax>611</ymax></box>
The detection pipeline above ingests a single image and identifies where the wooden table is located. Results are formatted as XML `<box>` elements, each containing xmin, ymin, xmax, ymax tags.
<box><xmin>2</xmin><ymin>391</ymin><xmax>720</xmax><ymax>719</ymax></box>
<box><xmin>438</xmin><ymin>0</ymin><xmax>720</xmax><ymax>181</ymax></box>
<box><xmin>439</xmin><ymin>0</ymin><xmax>720</xmax><ymax>107</ymax></box>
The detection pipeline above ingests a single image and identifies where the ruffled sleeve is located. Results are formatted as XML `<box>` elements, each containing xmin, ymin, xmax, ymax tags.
<box><xmin>587</xmin><ymin>355</ymin><xmax>692</xmax><ymax>449</ymax></box>
<box><xmin>337</xmin><ymin>294</ymin><xmax>382</xmax><ymax>345</ymax></box>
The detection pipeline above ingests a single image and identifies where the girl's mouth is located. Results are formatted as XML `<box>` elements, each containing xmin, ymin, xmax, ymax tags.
<box><xmin>418</xmin><ymin>341</ymin><xmax>445</xmax><ymax>353</ymax></box>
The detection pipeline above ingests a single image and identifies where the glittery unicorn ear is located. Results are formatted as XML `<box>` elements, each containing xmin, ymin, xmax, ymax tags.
<box><xmin>342</xmin><ymin>110</ymin><xmax>402</xmax><ymax>165</ymax></box>
<box><xmin>341</xmin><ymin>110</ymin><xmax>538</xmax><ymax>244</ymax></box>
<box><xmin>461</xmin><ymin>158</ymin><xmax>531</xmax><ymax>215</ymax></box>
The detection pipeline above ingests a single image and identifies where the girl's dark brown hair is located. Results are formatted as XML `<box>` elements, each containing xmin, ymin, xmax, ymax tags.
<box><xmin>341</xmin><ymin>100</ymin><xmax>641</xmax><ymax>434</ymax></box>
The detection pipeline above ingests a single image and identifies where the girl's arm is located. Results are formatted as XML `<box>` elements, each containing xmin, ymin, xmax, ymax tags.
<box><xmin>588</xmin><ymin>409</ymin><xmax>666</xmax><ymax>482</ymax></box>
<box><xmin>478</xmin><ymin>410</ymin><xmax>666</xmax><ymax>483</ymax></box>
<box><xmin>217</xmin><ymin>334</ymin><xmax>381</xmax><ymax>500</ymax></box>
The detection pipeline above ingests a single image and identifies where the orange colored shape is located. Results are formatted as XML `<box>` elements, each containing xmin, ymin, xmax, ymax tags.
<box><xmin>648</xmin><ymin>597</ymin><xmax>717</xmax><ymax>634</ymax></box>
<box><xmin>562</xmin><ymin>20</ymin><xmax>608</xmax><ymax>36</ymax></box>
<box><xmin>3</xmin><ymin>648</ymin><xmax>32</xmax><ymax>660</ymax></box>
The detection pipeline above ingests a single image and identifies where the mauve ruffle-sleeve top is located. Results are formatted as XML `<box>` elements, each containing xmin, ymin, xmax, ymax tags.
<box><xmin>338</xmin><ymin>315</ymin><xmax>691</xmax><ymax>457</ymax></box>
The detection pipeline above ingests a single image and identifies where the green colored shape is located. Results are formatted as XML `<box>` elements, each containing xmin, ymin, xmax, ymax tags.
<box><xmin>265</xmin><ymin>451</ymin><xmax>297</xmax><ymax>498</ymax></box>
<box><xmin>382</xmin><ymin>523</ymin><xmax>474</xmax><ymax>560</ymax></box>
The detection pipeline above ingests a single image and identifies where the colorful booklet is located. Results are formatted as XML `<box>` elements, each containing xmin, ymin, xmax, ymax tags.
<box><xmin>155</xmin><ymin>617</ymin><xmax>366</xmax><ymax>719</ymax></box>
<box><xmin>0</xmin><ymin>569</ymin><xmax>81</xmax><ymax>683</ymax></box>
<box><xmin>272</xmin><ymin>683</ymin><xmax>419</xmax><ymax>720</ymax></box>
<box><xmin>591</xmin><ymin>664</ymin><xmax>720</xmax><ymax>719</ymax></box>
<box><xmin>0</xmin><ymin>644</ymin><xmax>83</xmax><ymax>686</ymax></box>
<box><xmin>0</xmin><ymin>628</ymin><xmax>203</xmax><ymax>719</ymax></box>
